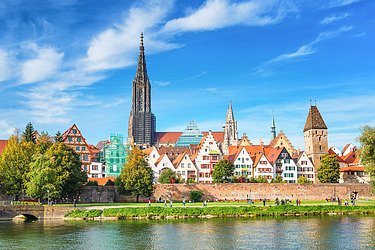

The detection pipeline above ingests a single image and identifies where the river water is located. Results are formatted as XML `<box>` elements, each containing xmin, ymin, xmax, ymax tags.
<box><xmin>0</xmin><ymin>216</ymin><xmax>374</xmax><ymax>249</ymax></box>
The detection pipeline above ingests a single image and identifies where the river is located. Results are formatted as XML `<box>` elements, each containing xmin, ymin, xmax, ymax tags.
<box><xmin>0</xmin><ymin>216</ymin><xmax>374</xmax><ymax>249</ymax></box>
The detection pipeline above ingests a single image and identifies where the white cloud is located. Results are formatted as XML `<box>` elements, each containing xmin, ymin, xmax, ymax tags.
<box><xmin>326</xmin><ymin>0</ymin><xmax>361</xmax><ymax>8</ymax></box>
<box><xmin>0</xmin><ymin>50</ymin><xmax>13</xmax><ymax>82</ymax></box>
<box><xmin>0</xmin><ymin>120</ymin><xmax>15</xmax><ymax>138</ymax></box>
<box><xmin>83</xmin><ymin>0</ymin><xmax>178</xmax><ymax>72</ymax></box>
<box><xmin>254</xmin><ymin>26</ymin><xmax>354</xmax><ymax>76</ymax></box>
<box><xmin>154</xmin><ymin>81</ymin><xmax>171</xmax><ymax>87</ymax></box>
<box><xmin>162</xmin><ymin>0</ymin><xmax>297</xmax><ymax>33</ymax></box>
<box><xmin>321</xmin><ymin>12</ymin><xmax>349</xmax><ymax>25</ymax></box>
<box><xmin>20</xmin><ymin>43</ymin><xmax>63</xmax><ymax>84</ymax></box>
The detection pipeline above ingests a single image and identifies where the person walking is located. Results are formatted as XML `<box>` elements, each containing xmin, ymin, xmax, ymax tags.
<box><xmin>164</xmin><ymin>200</ymin><xmax>167</xmax><ymax>207</ymax></box>
<box><xmin>263</xmin><ymin>198</ymin><xmax>266</xmax><ymax>206</ymax></box>
<box><xmin>148</xmin><ymin>200</ymin><xmax>151</xmax><ymax>207</ymax></box>
<box><xmin>170</xmin><ymin>200</ymin><xmax>173</xmax><ymax>208</ymax></box>
<box><xmin>182</xmin><ymin>198</ymin><xmax>186</xmax><ymax>207</ymax></box>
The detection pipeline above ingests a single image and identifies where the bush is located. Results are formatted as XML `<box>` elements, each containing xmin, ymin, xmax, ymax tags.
<box><xmin>105</xmin><ymin>179</ymin><xmax>115</xmax><ymax>186</ymax></box>
<box><xmin>86</xmin><ymin>180</ymin><xmax>99</xmax><ymax>186</ymax></box>
<box><xmin>248</xmin><ymin>177</ymin><xmax>258</xmax><ymax>183</ymax></box>
<box><xmin>190</xmin><ymin>190</ymin><xmax>203</xmax><ymax>202</ymax></box>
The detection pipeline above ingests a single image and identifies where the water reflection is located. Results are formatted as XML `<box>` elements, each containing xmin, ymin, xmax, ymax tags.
<box><xmin>0</xmin><ymin>216</ymin><xmax>374</xmax><ymax>249</ymax></box>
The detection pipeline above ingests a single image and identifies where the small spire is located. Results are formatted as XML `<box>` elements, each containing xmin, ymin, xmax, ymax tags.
<box><xmin>140</xmin><ymin>32</ymin><xmax>144</xmax><ymax>47</ymax></box>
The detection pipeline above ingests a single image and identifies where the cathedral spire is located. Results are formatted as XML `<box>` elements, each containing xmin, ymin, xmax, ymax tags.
<box><xmin>271</xmin><ymin>113</ymin><xmax>276</xmax><ymax>139</ymax></box>
<box><xmin>135</xmin><ymin>32</ymin><xmax>148</xmax><ymax>84</ymax></box>
<box><xmin>226</xmin><ymin>100</ymin><xmax>235</xmax><ymax>122</ymax></box>
<box><xmin>223</xmin><ymin>101</ymin><xmax>238</xmax><ymax>155</ymax></box>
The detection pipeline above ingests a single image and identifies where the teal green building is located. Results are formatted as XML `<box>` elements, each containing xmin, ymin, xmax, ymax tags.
<box><xmin>175</xmin><ymin>120</ymin><xmax>203</xmax><ymax>148</ymax></box>
<box><xmin>101</xmin><ymin>134</ymin><xmax>128</xmax><ymax>177</ymax></box>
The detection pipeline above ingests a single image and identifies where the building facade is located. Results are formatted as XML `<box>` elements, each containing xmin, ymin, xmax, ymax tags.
<box><xmin>102</xmin><ymin>134</ymin><xmax>127</xmax><ymax>177</ymax></box>
<box><xmin>128</xmin><ymin>33</ymin><xmax>156</xmax><ymax>147</ymax></box>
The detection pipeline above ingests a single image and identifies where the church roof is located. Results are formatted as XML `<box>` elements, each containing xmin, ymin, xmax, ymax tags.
<box><xmin>303</xmin><ymin>105</ymin><xmax>327</xmax><ymax>132</ymax></box>
<box><xmin>155</xmin><ymin>132</ymin><xmax>183</xmax><ymax>144</ymax></box>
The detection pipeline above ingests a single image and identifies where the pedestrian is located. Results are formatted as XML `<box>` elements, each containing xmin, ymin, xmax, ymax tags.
<box><xmin>203</xmin><ymin>200</ymin><xmax>207</xmax><ymax>207</ymax></box>
<box><xmin>298</xmin><ymin>199</ymin><xmax>301</xmax><ymax>206</ymax></box>
<box><xmin>275</xmin><ymin>198</ymin><xmax>279</xmax><ymax>206</ymax></box>
<box><xmin>170</xmin><ymin>200</ymin><xmax>173</xmax><ymax>208</ymax></box>
<box><xmin>73</xmin><ymin>198</ymin><xmax>76</xmax><ymax>207</ymax></box>
<box><xmin>345</xmin><ymin>200</ymin><xmax>348</xmax><ymax>206</ymax></box>
<box><xmin>296</xmin><ymin>199</ymin><xmax>299</xmax><ymax>206</ymax></box>
<box><xmin>183</xmin><ymin>198</ymin><xmax>186</xmax><ymax>207</ymax></box>
<box><xmin>337</xmin><ymin>198</ymin><xmax>341</xmax><ymax>206</ymax></box>
<box><xmin>263</xmin><ymin>198</ymin><xmax>266</xmax><ymax>206</ymax></box>
<box><xmin>148</xmin><ymin>200</ymin><xmax>151</xmax><ymax>207</ymax></box>
<box><xmin>164</xmin><ymin>200</ymin><xmax>167</xmax><ymax>207</ymax></box>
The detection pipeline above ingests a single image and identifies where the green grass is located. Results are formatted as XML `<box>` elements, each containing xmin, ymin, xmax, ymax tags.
<box><xmin>56</xmin><ymin>199</ymin><xmax>375</xmax><ymax>208</ymax></box>
<box><xmin>64</xmin><ymin>209</ymin><xmax>102</xmax><ymax>218</ymax></box>
<box><xmin>101</xmin><ymin>205</ymin><xmax>375</xmax><ymax>219</ymax></box>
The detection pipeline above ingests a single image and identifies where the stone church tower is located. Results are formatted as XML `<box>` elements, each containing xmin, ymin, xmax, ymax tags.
<box><xmin>223</xmin><ymin>101</ymin><xmax>238</xmax><ymax>154</ymax></box>
<box><xmin>303</xmin><ymin>104</ymin><xmax>328</xmax><ymax>168</ymax></box>
<box><xmin>128</xmin><ymin>33</ymin><xmax>156</xmax><ymax>146</ymax></box>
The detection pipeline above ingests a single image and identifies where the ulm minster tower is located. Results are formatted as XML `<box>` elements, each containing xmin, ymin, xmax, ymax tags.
<box><xmin>128</xmin><ymin>33</ymin><xmax>156</xmax><ymax>146</ymax></box>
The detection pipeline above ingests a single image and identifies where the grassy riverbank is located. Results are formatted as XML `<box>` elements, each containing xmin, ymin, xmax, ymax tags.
<box><xmin>64</xmin><ymin>205</ymin><xmax>375</xmax><ymax>220</ymax></box>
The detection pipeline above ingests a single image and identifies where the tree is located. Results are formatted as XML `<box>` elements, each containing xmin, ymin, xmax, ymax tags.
<box><xmin>26</xmin><ymin>154</ymin><xmax>60</xmax><ymax>201</ymax></box>
<box><xmin>23</xmin><ymin>122</ymin><xmax>36</xmax><ymax>143</ymax></box>
<box><xmin>359</xmin><ymin>126</ymin><xmax>375</xmax><ymax>186</ymax></box>
<box><xmin>190</xmin><ymin>190</ymin><xmax>203</xmax><ymax>202</ymax></box>
<box><xmin>256</xmin><ymin>176</ymin><xmax>268</xmax><ymax>183</ymax></box>
<box><xmin>0</xmin><ymin>136</ymin><xmax>35</xmax><ymax>199</ymax></box>
<box><xmin>158</xmin><ymin>168</ymin><xmax>179</xmax><ymax>184</ymax></box>
<box><xmin>118</xmin><ymin>147</ymin><xmax>154</xmax><ymax>202</ymax></box>
<box><xmin>317</xmin><ymin>154</ymin><xmax>340</xmax><ymax>183</ymax></box>
<box><xmin>46</xmin><ymin>143</ymin><xmax>87</xmax><ymax>198</ymax></box>
<box><xmin>297</xmin><ymin>175</ymin><xmax>312</xmax><ymax>184</ymax></box>
<box><xmin>35</xmin><ymin>134</ymin><xmax>53</xmax><ymax>154</ymax></box>
<box><xmin>271</xmin><ymin>175</ymin><xmax>285</xmax><ymax>183</ymax></box>
<box><xmin>212</xmin><ymin>159</ymin><xmax>235</xmax><ymax>183</ymax></box>
<box><xmin>54</xmin><ymin>131</ymin><xmax>63</xmax><ymax>143</ymax></box>
<box><xmin>86</xmin><ymin>180</ymin><xmax>99</xmax><ymax>186</ymax></box>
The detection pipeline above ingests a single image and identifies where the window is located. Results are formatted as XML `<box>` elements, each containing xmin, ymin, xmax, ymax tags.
<box><xmin>182</xmin><ymin>171</ymin><xmax>185</xmax><ymax>175</ymax></box>
<box><xmin>72</xmin><ymin>129</ymin><xmax>77</xmax><ymax>134</ymax></box>
<box><xmin>91</xmin><ymin>174</ymin><xmax>98</xmax><ymax>178</ymax></box>
<box><xmin>284</xmin><ymin>159</ymin><xmax>290</xmax><ymax>163</ymax></box>
<box><xmin>68</xmin><ymin>137</ymin><xmax>72</xmax><ymax>142</ymax></box>
<box><xmin>181</xmin><ymin>163</ymin><xmax>184</xmax><ymax>168</ymax></box>
<box><xmin>83</xmin><ymin>165</ymin><xmax>87</xmax><ymax>172</ymax></box>
<box><xmin>92</xmin><ymin>165</ymin><xmax>98</xmax><ymax>171</ymax></box>
<box><xmin>301</xmin><ymin>161</ymin><xmax>307</xmax><ymax>165</ymax></box>
<box><xmin>77</xmin><ymin>137</ymin><xmax>82</xmax><ymax>142</ymax></box>
<box><xmin>203</xmin><ymin>156</ymin><xmax>209</xmax><ymax>160</ymax></box>
<box><xmin>113</xmin><ymin>165</ymin><xmax>117</xmax><ymax>172</ymax></box>
<box><xmin>319</xmin><ymin>145</ymin><xmax>322</xmax><ymax>151</ymax></box>
<box><xmin>82</xmin><ymin>146</ymin><xmax>86</xmax><ymax>151</ymax></box>
<box><xmin>188</xmin><ymin>163</ymin><xmax>191</xmax><ymax>168</ymax></box>
<box><xmin>83</xmin><ymin>154</ymin><xmax>88</xmax><ymax>161</ymax></box>
<box><xmin>76</xmin><ymin>146</ymin><xmax>80</xmax><ymax>151</ymax></box>
<box><xmin>153</xmin><ymin>154</ymin><xmax>156</xmax><ymax>158</ymax></box>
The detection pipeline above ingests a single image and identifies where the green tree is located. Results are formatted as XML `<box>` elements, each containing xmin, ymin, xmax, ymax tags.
<box><xmin>26</xmin><ymin>154</ymin><xmax>60</xmax><ymax>201</ymax></box>
<box><xmin>54</xmin><ymin>131</ymin><xmax>63</xmax><ymax>143</ymax></box>
<box><xmin>190</xmin><ymin>190</ymin><xmax>203</xmax><ymax>202</ymax></box>
<box><xmin>158</xmin><ymin>168</ymin><xmax>178</xmax><ymax>184</ymax></box>
<box><xmin>47</xmin><ymin>143</ymin><xmax>87</xmax><ymax>198</ymax></box>
<box><xmin>297</xmin><ymin>175</ymin><xmax>312</xmax><ymax>184</ymax></box>
<box><xmin>0</xmin><ymin>136</ymin><xmax>35</xmax><ymax>199</ymax></box>
<box><xmin>86</xmin><ymin>180</ymin><xmax>99</xmax><ymax>186</ymax></box>
<box><xmin>118</xmin><ymin>147</ymin><xmax>154</xmax><ymax>202</ymax></box>
<box><xmin>271</xmin><ymin>175</ymin><xmax>285</xmax><ymax>183</ymax></box>
<box><xmin>317</xmin><ymin>154</ymin><xmax>340</xmax><ymax>183</ymax></box>
<box><xmin>35</xmin><ymin>134</ymin><xmax>53</xmax><ymax>154</ymax></box>
<box><xmin>359</xmin><ymin>126</ymin><xmax>375</xmax><ymax>186</ymax></box>
<box><xmin>23</xmin><ymin>122</ymin><xmax>36</xmax><ymax>143</ymax></box>
<box><xmin>212</xmin><ymin>159</ymin><xmax>235</xmax><ymax>183</ymax></box>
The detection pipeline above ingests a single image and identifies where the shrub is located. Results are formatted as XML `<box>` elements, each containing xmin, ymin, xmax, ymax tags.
<box><xmin>105</xmin><ymin>179</ymin><xmax>115</xmax><ymax>186</ymax></box>
<box><xmin>86</xmin><ymin>180</ymin><xmax>99</xmax><ymax>186</ymax></box>
<box><xmin>190</xmin><ymin>190</ymin><xmax>203</xmax><ymax>202</ymax></box>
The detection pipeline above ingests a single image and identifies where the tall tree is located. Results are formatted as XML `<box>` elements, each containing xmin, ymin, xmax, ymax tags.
<box><xmin>118</xmin><ymin>147</ymin><xmax>154</xmax><ymax>202</ymax></box>
<box><xmin>47</xmin><ymin>143</ymin><xmax>87</xmax><ymax>198</ymax></box>
<box><xmin>359</xmin><ymin>126</ymin><xmax>375</xmax><ymax>186</ymax></box>
<box><xmin>35</xmin><ymin>134</ymin><xmax>53</xmax><ymax>154</ymax></box>
<box><xmin>212</xmin><ymin>159</ymin><xmax>235</xmax><ymax>183</ymax></box>
<box><xmin>317</xmin><ymin>154</ymin><xmax>340</xmax><ymax>183</ymax></box>
<box><xmin>23</xmin><ymin>122</ymin><xmax>36</xmax><ymax>143</ymax></box>
<box><xmin>158</xmin><ymin>168</ymin><xmax>179</xmax><ymax>184</ymax></box>
<box><xmin>0</xmin><ymin>136</ymin><xmax>35</xmax><ymax>199</ymax></box>
<box><xmin>26</xmin><ymin>154</ymin><xmax>61</xmax><ymax>201</ymax></box>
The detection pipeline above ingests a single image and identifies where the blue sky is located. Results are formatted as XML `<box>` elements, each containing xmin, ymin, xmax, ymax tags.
<box><xmin>0</xmin><ymin>0</ymin><xmax>374</xmax><ymax>150</ymax></box>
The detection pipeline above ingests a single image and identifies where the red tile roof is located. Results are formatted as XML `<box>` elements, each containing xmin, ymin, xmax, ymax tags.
<box><xmin>264</xmin><ymin>147</ymin><xmax>284</xmax><ymax>165</ymax></box>
<box><xmin>340</xmin><ymin>166</ymin><xmax>365</xmax><ymax>172</ymax></box>
<box><xmin>328</xmin><ymin>149</ymin><xmax>345</xmax><ymax>162</ymax></box>
<box><xmin>342</xmin><ymin>151</ymin><xmax>358</xmax><ymax>164</ymax></box>
<box><xmin>0</xmin><ymin>140</ymin><xmax>8</xmax><ymax>155</ymax></box>
<box><xmin>87</xmin><ymin>177</ymin><xmax>116</xmax><ymax>186</ymax></box>
<box><xmin>155</xmin><ymin>132</ymin><xmax>182</xmax><ymax>144</ymax></box>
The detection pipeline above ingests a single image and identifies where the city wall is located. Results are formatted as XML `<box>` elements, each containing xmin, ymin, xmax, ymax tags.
<box><xmin>77</xmin><ymin>183</ymin><xmax>373</xmax><ymax>202</ymax></box>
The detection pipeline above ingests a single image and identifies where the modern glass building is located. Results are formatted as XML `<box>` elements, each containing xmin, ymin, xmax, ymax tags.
<box><xmin>175</xmin><ymin>120</ymin><xmax>204</xmax><ymax>148</ymax></box>
<box><xmin>102</xmin><ymin>134</ymin><xmax>128</xmax><ymax>177</ymax></box>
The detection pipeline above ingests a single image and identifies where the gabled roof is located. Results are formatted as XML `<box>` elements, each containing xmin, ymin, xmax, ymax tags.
<box><xmin>252</xmin><ymin>154</ymin><xmax>264</xmax><ymax>167</ymax></box>
<box><xmin>264</xmin><ymin>147</ymin><xmax>284</xmax><ymax>165</ymax></box>
<box><xmin>269</xmin><ymin>130</ymin><xmax>295</xmax><ymax>150</ymax></box>
<box><xmin>202</xmin><ymin>131</ymin><xmax>224</xmax><ymax>143</ymax></box>
<box><xmin>154</xmin><ymin>154</ymin><xmax>165</xmax><ymax>166</ymax></box>
<box><xmin>96</xmin><ymin>140</ymin><xmax>109</xmax><ymax>150</ymax></box>
<box><xmin>0</xmin><ymin>140</ymin><xmax>8</xmax><ymax>155</ymax></box>
<box><xmin>342</xmin><ymin>151</ymin><xmax>358</xmax><ymax>164</ymax></box>
<box><xmin>303</xmin><ymin>105</ymin><xmax>327</xmax><ymax>132</ymax></box>
<box><xmin>155</xmin><ymin>132</ymin><xmax>183</xmax><ymax>144</ymax></box>
<box><xmin>173</xmin><ymin>152</ymin><xmax>186</xmax><ymax>168</ymax></box>
<box><xmin>328</xmin><ymin>149</ymin><xmax>345</xmax><ymax>162</ymax></box>
<box><xmin>143</xmin><ymin>146</ymin><xmax>156</xmax><ymax>155</ymax></box>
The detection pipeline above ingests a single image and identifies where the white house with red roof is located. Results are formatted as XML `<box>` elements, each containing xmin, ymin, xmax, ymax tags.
<box><xmin>228</xmin><ymin>146</ymin><xmax>254</xmax><ymax>178</ymax></box>
<box><xmin>265</xmin><ymin>147</ymin><xmax>298</xmax><ymax>183</ymax></box>
<box><xmin>295</xmin><ymin>151</ymin><xmax>315</xmax><ymax>183</ymax></box>
<box><xmin>253</xmin><ymin>153</ymin><xmax>274</xmax><ymax>182</ymax></box>
<box><xmin>154</xmin><ymin>154</ymin><xmax>175</xmax><ymax>182</ymax></box>
<box><xmin>342</xmin><ymin>143</ymin><xmax>356</xmax><ymax>156</ymax></box>
<box><xmin>194</xmin><ymin>131</ymin><xmax>222</xmax><ymax>183</ymax></box>
<box><xmin>173</xmin><ymin>152</ymin><xmax>198</xmax><ymax>182</ymax></box>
